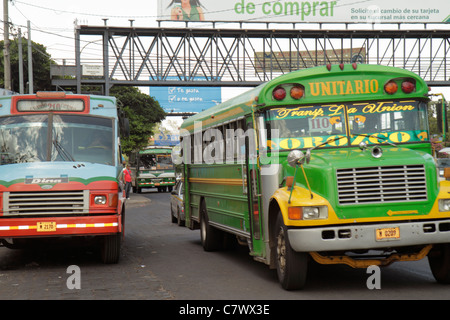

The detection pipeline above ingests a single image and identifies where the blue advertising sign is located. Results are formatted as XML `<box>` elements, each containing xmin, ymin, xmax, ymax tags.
<box><xmin>154</xmin><ymin>131</ymin><xmax>180</xmax><ymax>146</ymax></box>
<box><xmin>150</xmin><ymin>82</ymin><xmax>221</xmax><ymax>114</ymax></box>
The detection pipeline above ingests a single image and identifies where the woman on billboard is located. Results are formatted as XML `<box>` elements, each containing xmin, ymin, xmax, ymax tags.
<box><xmin>168</xmin><ymin>0</ymin><xmax>205</xmax><ymax>21</ymax></box>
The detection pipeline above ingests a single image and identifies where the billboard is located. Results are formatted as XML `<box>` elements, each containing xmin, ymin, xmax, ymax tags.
<box><xmin>157</xmin><ymin>0</ymin><xmax>449</xmax><ymax>24</ymax></box>
<box><xmin>149</xmin><ymin>79</ymin><xmax>221</xmax><ymax>114</ymax></box>
<box><xmin>154</xmin><ymin>132</ymin><xmax>180</xmax><ymax>146</ymax></box>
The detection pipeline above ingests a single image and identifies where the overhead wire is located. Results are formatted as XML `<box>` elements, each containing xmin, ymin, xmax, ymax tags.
<box><xmin>12</xmin><ymin>0</ymin><xmax>375</xmax><ymax>26</ymax></box>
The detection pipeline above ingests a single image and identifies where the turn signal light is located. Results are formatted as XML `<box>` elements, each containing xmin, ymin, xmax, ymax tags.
<box><xmin>444</xmin><ymin>168</ymin><xmax>450</xmax><ymax>180</ymax></box>
<box><xmin>288</xmin><ymin>207</ymin><xmax>302</xmax><ymax>220</ymax></box>
<box><xmin>384</xmin><ymin>80</ymin><xmax>398</xmax><ymax>94</ymax></box>
<box><xmin>273</xmin><ymin>87</ymin><xmax>286</xmax><ymax>100</ymax></box>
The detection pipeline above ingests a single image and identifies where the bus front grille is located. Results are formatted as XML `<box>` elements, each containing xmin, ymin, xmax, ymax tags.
<box><xmin>336</xmin><ymin>165</ymin><xmax>427</xmax><ymax>205</ymax></box>
<box><xmin>3</xmin><ymin>190</ymin><xmax>89</xmax><ymax>216</ymax></box>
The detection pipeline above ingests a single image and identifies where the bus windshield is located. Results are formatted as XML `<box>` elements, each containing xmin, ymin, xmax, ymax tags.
<box><xmin>266</xmin><ymin>100</ymin><xmax>429</xmax><ymax>150</ymax></box>
<box><xmin>139</xmin><ymin>153</ymin><xmax>174</xmax><ymax>170</ymax></box>
<box><xmin>0</xmin><ymin>114</ymin><xmax>114</xmax><ymax>165</ymax></box>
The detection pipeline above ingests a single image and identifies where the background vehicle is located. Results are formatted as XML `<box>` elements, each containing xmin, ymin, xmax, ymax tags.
<box><xmin>170</xmin><ymin>180</ymin><xmax>185</xmax><ymax>226</ymax></box>
<box><xmin>0</xmin><ymin>92</ymin><xmax>128</xmax><ymax>263</ymax></box>
<box><xmin>130</xmin><ymin>146</ymin><xmax>175</xmax><ymax>193</ymax></box>
<box><xmin>179</xmin><ymin>64</ymin><xmax>450</xmax><ymax>290</ymax></box>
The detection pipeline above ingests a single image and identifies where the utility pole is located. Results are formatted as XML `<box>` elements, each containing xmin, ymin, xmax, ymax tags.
<box><xmin>27</xmin><ymin>20</ymin><xmax>33</xmax><ymax>94</ymax></box>
<box><xmin>18</xmin><ymin>28</ymin><xmax>24</xmax><ymax>94</ymax></box>
<box><xmin>3</xmin><ymin>0</ymin><xmax>11</xmax><ymax>91</ymax></box>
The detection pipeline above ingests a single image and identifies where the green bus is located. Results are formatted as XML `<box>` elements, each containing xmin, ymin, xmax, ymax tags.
<box><xmin>131</xmin><ymin>146</ymin><xmax>175</xmax><ymax>193</ymax></box>
<box><xmin>178</xmin><ymin>63</ymin><xmax>450</xmax><ymax>290</ymax></box>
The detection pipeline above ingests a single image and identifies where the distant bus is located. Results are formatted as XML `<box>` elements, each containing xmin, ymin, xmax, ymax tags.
<box><xmin>179</xmin><ymin>64</ymin><xmax>450</xmax><ymax>289</ymax></box>
<box><xmin>131</xmin><ymin>146</ymin><xmax>175</xmax><ymax>193</ymax></box>
<box><xmin>0</xmin><ymin>92</ymin><xmax>127</xmax><ymax>263</ymax></box>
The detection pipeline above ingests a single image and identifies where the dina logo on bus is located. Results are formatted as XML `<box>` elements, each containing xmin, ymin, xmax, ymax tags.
<box><xmin>25</xmin><ymin>177</ymin><xmax>69</xmax><ymax>184</ymax></box>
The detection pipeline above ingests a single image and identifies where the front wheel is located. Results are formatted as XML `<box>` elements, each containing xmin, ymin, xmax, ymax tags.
<box><xmin>100</xmin><ymin>233</ymin><xmax>122</xmax><ymax>264</ymax></box>
<box><xmin>428</xmin><ymin>243</ymin><xmax>450</xmax><ymax>284</ymax></box>
<box><xmin>275</xmin><ymin>212</ymin><xmax>308</xmax><ymax>290</ymax></box>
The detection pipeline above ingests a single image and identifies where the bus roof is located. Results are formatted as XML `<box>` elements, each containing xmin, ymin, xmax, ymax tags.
<box><xmin>181</xmin><ymin>64</ymin><xmax>429</xmax><ymax>133</ymax></box>
<box><xmin>180</xmin><ymin>84</ymin><xmax>264</xmax><ymax>132</ymax></box>
<box><xmin>140</xmin><ymin>146</ymin><xmax>172</xmax><ymax>155</ymax></box>
<box><xmin>0</xmin><ymin>92</ymin><xmax>117</xmax><ymax>118</ymax></box>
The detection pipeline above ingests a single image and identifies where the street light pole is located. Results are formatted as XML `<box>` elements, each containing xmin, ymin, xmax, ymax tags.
<box><xmin>3</xmin><ymin>0</ymin><xmax>11</xmax><ymax>91</ymax></box>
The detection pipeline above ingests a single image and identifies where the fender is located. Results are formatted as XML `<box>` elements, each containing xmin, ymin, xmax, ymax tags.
<box><xmin>270</xmin><ymin>186</ymin><xmax>336</xmax><ymax>227</ymax></box>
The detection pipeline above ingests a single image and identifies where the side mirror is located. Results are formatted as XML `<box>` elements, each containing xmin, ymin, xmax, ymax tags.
<box><xmin>287</xmin><ymin>150</ymin><xmax>305</xmax><ymax>167</ymax></box>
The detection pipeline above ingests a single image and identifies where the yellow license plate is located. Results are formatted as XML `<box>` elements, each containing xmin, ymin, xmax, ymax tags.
<box><xmin>154</xmin><ymin>183</ymin><xmax>160</xmax><ymax>186</ymax></box>
<box><xmin>37</xmin><ymin>222</ymin><xmax>57</xmax><ymax>232</ymax></box>
<box><xmin>376</xmin><ymin>227</ymin><xmax>400</xmax><ymax>240</ymax></box>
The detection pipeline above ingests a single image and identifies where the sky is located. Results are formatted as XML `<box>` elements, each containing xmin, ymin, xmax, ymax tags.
<box><xmin>6</xmin><ymin>0</ymin><xmax>160</xmax><ymax>63</ymax></box>
<box><xmin>4</xmin><ymin>0</ymin><xmax>246</xmax><ymax>129</ymax></box>
<box><xmin>3</xmin><ymin>0</ymin><xmax>450</xmax><ymax>106</ymax></box>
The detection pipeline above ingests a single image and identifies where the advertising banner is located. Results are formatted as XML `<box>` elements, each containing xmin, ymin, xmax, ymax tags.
<box><xmin>149</xmin><ymin>77</ymin><xmax>222</xmax><ymax>114</ymax></box>
<box><xmin>157</xmin><ymin>0</ymin><xmax>449</xmax><ymax>24</ymax></box>
<box><xmin>154</xmin><ymin>132</ymin><xmax>180</xmax><ymax>146</ymax></box>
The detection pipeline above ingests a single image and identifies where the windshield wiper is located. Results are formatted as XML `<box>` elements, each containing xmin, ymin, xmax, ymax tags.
<box><xmin>351</xmin><ymin>133</ymin><xmax>398</xmax><ymax>147</ymax></box>
<box><xmin>311</xmin><ymin>135</ymin><xmax>348</xmax><ymax>151</ymax></box>
<box><xmin>53</xmin><ymin>139</ymin><xmax>75</xmax><ymax>162</ymax></box>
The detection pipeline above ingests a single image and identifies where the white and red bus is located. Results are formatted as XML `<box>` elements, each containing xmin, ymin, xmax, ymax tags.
<box><xmin>0</xmin><ymin>92</ymin><xmax>127</xmax><ymax>263</ymax></box>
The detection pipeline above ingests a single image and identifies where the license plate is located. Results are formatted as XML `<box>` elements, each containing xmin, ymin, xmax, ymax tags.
<box><xmin>37</xmin><ymin>222</ymin><xmax>57</xmax><ymax>232</ymax></box>
<box><xmin>376</xmin><ymin>227</ymin><xmax>400</xmax><ymax>241</ymax></box>
<box><xmin>154</xmin><ymin>183</ymin><xmax>160</xmax><ymax>186</ymax></box>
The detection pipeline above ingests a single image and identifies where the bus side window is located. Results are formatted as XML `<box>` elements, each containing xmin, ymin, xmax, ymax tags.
<box><xmin>193</xmin><ymin>129</ymin><xmax>202</xmax><ymax>164</ymax></box>
<box><xmin>224</xmin><ymin>123</ymin><xmax>234</xmax><ymax>162</ymax></box>
<box><xmin>190</xmin><ymin>135</ymin><xmax>194</xmax><ymax>164</ymax></box>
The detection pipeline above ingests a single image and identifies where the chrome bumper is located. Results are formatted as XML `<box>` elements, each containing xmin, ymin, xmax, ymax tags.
<box><xmin>287</xmin><ymin>220</ymin><xmax>450</xmax><ymax>252</ymax></box>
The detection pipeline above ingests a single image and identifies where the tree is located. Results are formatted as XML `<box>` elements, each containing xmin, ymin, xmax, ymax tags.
<box><xmin>0</xmin><ymin>38</ymin><xmax>54</xmax><ymax>92</ymax></box>
<box><xmin>110</xmin><ymin>86</ymin><xmax>166</xmax><ymax>155</ymax></box>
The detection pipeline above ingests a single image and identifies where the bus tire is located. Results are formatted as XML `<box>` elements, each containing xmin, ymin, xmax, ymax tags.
<box><xmin>101</xmin><ymin>233</ymin><xmax>121</xmax><ymax>264</ymax></box>
<box><xmin>275</xmin><ymin>212</ymin><xmax>308</xmax><ymax>290</ymax></box>
<box><xmin>200</xmin><ymin>201</ymin><xmax>222</xmax><ymax>251</ymax></box>
<box><xmin>428</xmin><ymin>243</ymin><xmax>450</xmax><ymax>284</ymax></box>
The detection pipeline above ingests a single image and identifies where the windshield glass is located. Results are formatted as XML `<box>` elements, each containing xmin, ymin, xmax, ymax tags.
<box><xmin>266</xmin><ymin>100</ymin><xmax>429</xmax><ymax>150</ymax></box>
<box><xmin>0</xmin><ymin>115</ymin><xmax>49</xmax><ymax>163</ymax></box>
<box><xmin>156</xmin><ymin>154</ymin><xmax>173</xmax><ymax>169</ymax></box>
<box><xmin>139</xmin><ymin>153</ymin><xmax>174</xmax><ymax>170</ymax></box>
<box><xmin>0</xmin><ymin>114</ymin><xmax>114</xmax><ymax>165</ymax></box>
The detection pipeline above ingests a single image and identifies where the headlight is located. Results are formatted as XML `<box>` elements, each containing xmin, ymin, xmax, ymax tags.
<box><xmin>439</xmin><ymin>199</ymin><xmax>450</xmax><ymax>212</ymax></box>
<box><xmin>94</xmin><ymin>195</ymin><xmax>107</xmax><ymax>205</ymax></box>
<box><xmin>288</xmin><ymin>206</ymin><xmax>328</xmax><ymax>220</ymax></box>
<box><xmin>303</xmin><ymin>207</ymin><xmax>320</xmax><ymax>219</ymax></box>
